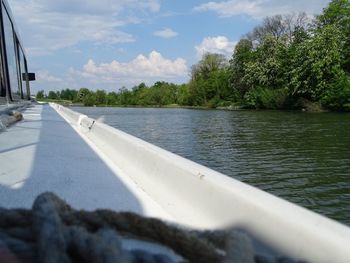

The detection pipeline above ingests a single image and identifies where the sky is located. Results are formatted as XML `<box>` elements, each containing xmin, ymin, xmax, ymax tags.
<box><xmin>7</xmin><ymin>0</ymin><xmax>331</xmax><ymax>93</ymax></box>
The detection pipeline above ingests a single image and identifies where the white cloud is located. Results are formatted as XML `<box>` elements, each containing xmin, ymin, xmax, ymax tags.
<box><xmin>195</xmin><ymin>36</ymin><xmax>237</xmax><ymax>58</ymax></box>
<box><xmin>154</xmin><ymin>28</ymin><xmax>178</xmax><ymax>38</ymax></box>
<box><xmin>26</xmin><ymin>0</ymin><xmax>160</xmax><ymax>15</ymax></box>
<box><xmin>31</xmin><ymin>51</ymin><xmax>188</xmax><ymax>92</ymax></box>
<box><xmin>193</xmin><ymin>0</ymin><xmax>330</xmax><ymax>18</ymax></box>
<box><xmin>36</xmin><ymin>70</ymin><xmax>62</xmax><ymax>82</ymax></box>
<box><xmin>194</xmin><ymin>0</ymin><xmax>261</xmax><ymax>17</ymax></box>
<box><xmin>69</xmin><ymin>51</ymin><xmax>188</xmax><ymax>88</ymax></box>
<box><xmin>8</xmin><ymin>0</ymin><xmax>160</xmax><ymax>56</ymax></box>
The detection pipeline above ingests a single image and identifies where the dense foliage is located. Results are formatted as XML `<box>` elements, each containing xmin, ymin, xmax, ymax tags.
<box><xmin>37</xmin><ymin>0</ymin><xmax>350</xmax><ymax>111</ymax></box>
<box><xmin>37</xmin><ymin>83</ymin><xmax>184</xmax><ymax>107</ymax></box>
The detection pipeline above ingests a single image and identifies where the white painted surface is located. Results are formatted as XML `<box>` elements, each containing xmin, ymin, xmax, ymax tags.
<box><xmin>0</xmin><ymin>104</ymin><xmax>173</xmax><ymax>221</ymax></box>
<box><xmin>51</xmin><ymin>103</ymin><xmax>350</xmax><ymax>263</ymax></box>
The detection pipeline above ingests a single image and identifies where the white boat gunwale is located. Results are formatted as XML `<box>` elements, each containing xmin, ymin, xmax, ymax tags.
<box><xmin>52</xmin><ymin>102</ymin><xmax>350</xmax><ymax>263</ymax></box>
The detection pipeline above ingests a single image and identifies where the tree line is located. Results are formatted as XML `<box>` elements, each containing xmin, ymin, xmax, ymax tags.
<box><xmin>37</xmin><ymin>0</ymin><xmax>350</xmax><ymax>111</ymax></box>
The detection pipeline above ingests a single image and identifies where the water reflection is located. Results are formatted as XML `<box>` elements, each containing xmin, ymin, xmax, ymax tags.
<box><xmin>74</xmin><ymin>107</ymin><xmax>350</xmax><ymax>225</ymax></box>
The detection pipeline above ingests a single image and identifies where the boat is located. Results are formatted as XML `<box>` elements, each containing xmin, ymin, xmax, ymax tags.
<box><xmin>0</xmin><ymin>0</ymin><xmax>350</xmax><ymax>262</ymax></box>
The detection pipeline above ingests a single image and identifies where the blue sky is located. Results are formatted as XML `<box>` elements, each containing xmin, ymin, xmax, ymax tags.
<box><xmin>8</xmin><ymin>0</ymin><xmax>330</xmax><ymax>93</ymax></box>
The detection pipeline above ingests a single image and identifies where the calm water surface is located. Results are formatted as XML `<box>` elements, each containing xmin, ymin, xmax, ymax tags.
<box><xmin>74</xmin><ymin>107</ymin><xmax>350</xmax><ymax>225</ymax></box>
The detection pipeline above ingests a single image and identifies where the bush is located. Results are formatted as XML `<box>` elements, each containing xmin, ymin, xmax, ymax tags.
<box><xmin>207</xmin><ymin>97</ymin><xmax>221</xmax><ymax>108</ymax></box>
<box><xmin>244</xmin><ymin>87</ymin><xmax>289</xmax><ymax>109</ymax></box>
<box><xmin>293</xmin><ymin>98</ymin><xmax>324</xmax><ymax>112</ymax></box>
<box><xmin>36</xmin><ymin>90</ymin><xmax>45</xmax><ymax>99</ymax></box>
<box><xmin>344</xmin><ymin>103</ymin><xmax>350</xmax><ymax>111</ymax></box>
<box><xmin>321</xmin><ymin>73</ymin><xmax>350</xmax><ymax>111</ymax></box>
<box><xmin>83</xmin><ymin>93</ymin><xmax>96</xmax><ymax>106</ymax></box>
<box><xmin>216</xmin><ymin>100</ymin><xmax>234</xmax><ymax>107</ymax></box>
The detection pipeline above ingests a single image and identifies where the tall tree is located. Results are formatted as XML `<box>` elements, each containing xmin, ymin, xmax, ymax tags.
<box><xmin>317</xmin><ymin>0</ymin><xmax>350</xmax><ymax>73</ymax></box>
<box><xmin>243</xmin><ymin>36</ymin><xmax>288</xmax><ymax>90</ymax></box>
<box><xmin>247</xmin><ymin>13</ymin><xmax>309</xmax><ymax>46</ymax></box>
<box><xmin>289</xmin><ymin>25</ymin><xmax>344</xmax><ymax>101</ymax></box>
<box><xmin>229</xmin><ymin>39</ymin><xmax>253</xmax><ymax>98</ymax></box>
<box><xmin>189</xmin><ymin>53</ymin><xmax>230</xmax><ymax>106</ymax></box>
<box><xmin>48</xmin><ymin>91</ymin><xmax>58</xmax><ymax>100</ymax></box>
<box><xmin>95</xmin><ymin>90</ymin><xmax>107</xmax><ymax>105</ymax></box>
<box><xmin>76</xmin><ymin>88</ymin><xmax>91</xmax><ymax>103</ymax></box>
<box><xmin>36</xmin><ymin>90</ymin><xmax>45</xmax><ymax>99</ymax></box>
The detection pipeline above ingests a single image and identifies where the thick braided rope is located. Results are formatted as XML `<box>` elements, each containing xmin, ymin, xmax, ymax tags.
<box><xmin>0</xmin><ymin>193</ymin><xmax>249</xmax><ymax>263</ymax></box>
<box><xmin>0</xmin><ymin>192</ymin><xmax>303</xmax><ymax>263</ymax></box>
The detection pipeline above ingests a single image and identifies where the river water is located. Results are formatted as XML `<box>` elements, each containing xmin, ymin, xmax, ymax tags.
<box><xmin>74</xmin><ymin>107</ymin><xmax>350</xmax><ymax>225</ymax></box>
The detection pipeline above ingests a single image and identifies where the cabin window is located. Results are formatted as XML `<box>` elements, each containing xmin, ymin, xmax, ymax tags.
<box><xmin>2</xmin><ymin>5</ymin><xmax>20</xmax><ymax>100</ymax></box>
<box><xmin>0</xmin><ymin>62</ymin><xmax>4</xmax><ymax>97</ymax></box>
<box><xmin>0</xmin><ymin>32</ymin><xmax>4</xmax><ymax>97</ymax></box>
<box><xmin>18</xmin><ymin>44</ymin><xmax>28</xmax><ymax>99</ymax></box>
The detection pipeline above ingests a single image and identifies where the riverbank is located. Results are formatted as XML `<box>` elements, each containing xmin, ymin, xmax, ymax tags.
<box><xmin>38</xmin><ymin>99</ymin><xmax>347</xmax><ymax>113</ymax></box>
<box><xmin>37</xmin><ymin>99</ymin><xmax>234</xmax><ymax>110</ymax></box>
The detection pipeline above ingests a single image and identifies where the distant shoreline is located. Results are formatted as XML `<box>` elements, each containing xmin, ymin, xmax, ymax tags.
<box><xmin>38</xmin><ymin>99</ymin><xmax>343</xmax><ymax>113</ymax></box>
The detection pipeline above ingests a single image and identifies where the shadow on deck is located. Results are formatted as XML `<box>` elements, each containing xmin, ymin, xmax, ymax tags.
<box><xmin>0</xmin><ymin>104</ymin><xmax>144</xmax><ymax>214</ymax></box>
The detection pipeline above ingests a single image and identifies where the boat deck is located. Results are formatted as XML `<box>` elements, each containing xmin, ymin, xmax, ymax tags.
<box><xmin>0</xmin><ymin>103</ymin><xmax>171</xmax><ymax>220</ymax></box>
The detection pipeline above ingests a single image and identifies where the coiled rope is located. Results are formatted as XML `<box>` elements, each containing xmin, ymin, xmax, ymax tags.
<box><xmin>0</xmin><ymin>193</ymin><xmax>303</xmax><ymax>263</ymax></box>
<box><xmin>0</xmin><ymin>111</ymin><xmax>23</xmax><ymax>131</ymax></box>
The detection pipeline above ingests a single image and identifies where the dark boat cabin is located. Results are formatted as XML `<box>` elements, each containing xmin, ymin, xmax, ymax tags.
<box><xmin>0</xmin><ymin>0</ymin><xmax>34</xmax><ymax>105</ymax></box>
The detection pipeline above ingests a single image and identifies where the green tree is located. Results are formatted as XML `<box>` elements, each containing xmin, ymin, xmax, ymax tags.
<box><xmin>132</xmin><ymin>83</ymin><xmax>150</xmax><ymax>105</ymax></box>
<box><xmin>76</xmin><ymin>88</ymin><xmax>90</xmax><ymax>103</ymax></box>
<box><xmin>106</xmin><ymin>92</ymin><xmax>118</xmax><ymax>105</ymax></box>
<box><xmin>118</xmin><ymin>87</ymin><xmax>133</xmax><ymax>106</ymax></box>
<box><xmin>317</xmin><ymin>0</ymin><xmax>350</xmax><ymax>73</ymax></box>
<box><xmin>149</xmin><ymin>82</ymin><xmax>167</xmax><ymax>106</ymax></box>
<box><xmin>48</xmin><ymin>91</ymin><xmax>58</xmax><ymax>100</ymax></box>
<box><xmin>229</xmin><ymin>39</ymin><xmax>254</xmax><ymax>98</ymax></box>
<box><xmin>187</xmin><ymin>79</ymin><xmax>206</xmax><ymax>106</ymax></box>
<box><xmin>195</xmin><ymin>53</ymin><xmax>228</xmax><ymax>79</ymax></box>
<box><xmin>83</xmin><ymin>92</ymin><xmax>96</xmax><ymax>106</ymax></box>
<box><xmin>36</xmin><ymin>90</ymin><xmax>45</xmax><ymax>99</ymax></box>
<box><xmin>230</xmin><ymin>12</ymin><xmax>315</xmax><ymax>109</ymax></box>
<box><xmin>289</xmin><ymin>25</ymin><xmax>344</xmax><ymax>101</ymax></box>
<box><xmin>177</xmin><ymin>84</ymin><xmax>190</xmax><ymax>105</ymax></box>
<box><xmin>321</xmin><ymin>72</ymin><xmax>350</xmax><ymax>110</ymax></box>
<box><xmin>60</xmin><ymin>89</ymin><xmax>78</xmax><ymax>101</ymax></box>
<box><xmin>244</xmin><ymin>36</ymin><xmax>289</xmax><ymax>90</ymax></box>
<box><xmin>189</xmin><ymin>53</ymin><xmax>230</xmax><ymax>106</ymax></box>
<box><xmin>95</xmin><ymin>90</ymin><xmax>107</xmax><ymax>105</ymax></box>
